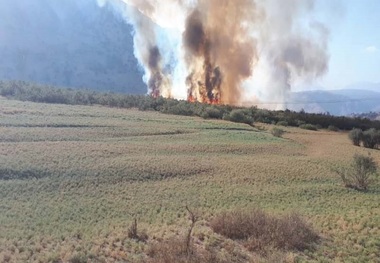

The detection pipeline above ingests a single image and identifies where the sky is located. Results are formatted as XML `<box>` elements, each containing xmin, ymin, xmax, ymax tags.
<box><xmin>316</xmin><ymin>0</ymin><xmax>380</xmax><ymax>89</ymax></box>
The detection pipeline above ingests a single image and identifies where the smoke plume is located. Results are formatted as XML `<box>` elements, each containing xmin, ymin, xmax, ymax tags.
<box><xmin>100</xmin><ymin>0</ymin><xmax>330</xmax><ymax>108</ymax></box>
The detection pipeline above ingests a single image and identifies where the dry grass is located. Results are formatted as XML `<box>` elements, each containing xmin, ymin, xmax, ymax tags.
<box><xmin>144</xmin><ymin>237</ymin><xmax>228</xmax><ymax>263</ymax></box>
<box><xmin>0</xmin><ymin>99</ymin><xmax>379</xmax><ymax>262</ymax></box>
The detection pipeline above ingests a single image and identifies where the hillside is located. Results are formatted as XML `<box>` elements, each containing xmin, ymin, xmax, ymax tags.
<box><xmin>289</xmin><ymin>87</ymin><xmax>380</xmax><ymax>116</ymax></box>
<box><xmin>0</xmin><ymin>0</ymin><xmax>144</xmax><ymax>94</ymax></box>
<box><xmin>0</xmin><ymin>98</ymin><xmax>380</xmax><ymax>262</ymax></box>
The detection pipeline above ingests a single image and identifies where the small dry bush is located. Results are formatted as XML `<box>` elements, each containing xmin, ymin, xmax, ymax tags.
<box><xmin>271</xmin><ymin>127</ymin><xmax>285</xmax><ymax>138</ymax></box>
<box><xmin>128</xmin><ymin>219</ymin><xmax>148</xmax><ymax>242</ymax></box>
<box><xmin>210</xmin><ymin>209</ymin><xmax>318</xmax><ymax>254</ymax></box>
<box><xmin>335</xmin><ymin>154</ymin><xmax>378</xmax><ymax>191</ymax></box>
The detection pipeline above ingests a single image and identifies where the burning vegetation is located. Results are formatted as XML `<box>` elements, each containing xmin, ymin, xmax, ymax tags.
<box><xmin>101</xmin><ymin>0</ymin><xmax>330</xmax><ymax>108</ymax></box>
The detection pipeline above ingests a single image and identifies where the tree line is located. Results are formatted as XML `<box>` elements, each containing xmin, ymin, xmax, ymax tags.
<box><xmin>1</xmin><ymin>80</ymin><xmax>380</xmax><ymax>131</ymax></box>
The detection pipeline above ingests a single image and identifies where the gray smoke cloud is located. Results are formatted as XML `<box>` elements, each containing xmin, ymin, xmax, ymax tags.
<box><xmin>100</xmin><ymin>0</ymin><xmax>330</xmax><ymax>108</ymax></box>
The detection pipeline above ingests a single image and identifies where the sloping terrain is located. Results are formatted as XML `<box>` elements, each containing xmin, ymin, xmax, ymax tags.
<box><xmin>0</xmin><ymin>98</ymin><xmax>379</xmax><ymax>262</ymax></box>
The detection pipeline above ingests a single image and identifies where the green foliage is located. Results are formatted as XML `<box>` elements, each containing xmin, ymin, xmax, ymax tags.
<box><xmin>349</xmin><ymin>128</ymin><xmax>363</xmax><ymax>146</ymax></box>
<box><xmin>299</xmin><ymin>124</ymin><xmax>318</xmax><ymax>131</ymax></box>
<box><xmin>201</xmin><ymin>107</ymin><xmax>223</xmax><ymax>119</ymax></box>
<box><xmin>296</xmin><ymin>120</ymin><xmax>306</xmax><ymax>126</ymax></box>
<box><xmin>271</xmin><ymin>127</ymin><xmax>285</xmax><ymax>138</ymax></box>
<box><xmin>349</xmin><ymin>128</ymin><xmax>380</xmax><ymax>149</ymax></box>
<box><xmin>1</xmin><ymin>80</ymin><xmax>380</xmax><ymax>131</ymax></box>
<box><xmin>277</xmin><ymin>121</ymin><xmax>288</xmax><ymax>127</ymax></box>
<box><xmin>225</xmin><ymin>109</ymin><xmax>253</xmax><ymax>125</ymax></box>
<box><xmin>362</xmin><ymin>128</ymin><xmax>380</xmax><ymax>149</ymax></box>
<box><xmin>335</xmin><ymin>154</ymin><xmax>378</xmax><ymax>191</ymax></box>
<box><xmin>328</xmin><ymin>125</ymin><xmax>339</xmax><ymax>132</ymax></box>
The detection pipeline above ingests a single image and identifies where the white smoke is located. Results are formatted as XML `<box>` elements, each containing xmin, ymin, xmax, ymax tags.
<box><xmin>99</xmin><ymin>0</ymin><xmax>330</xmax><ymax>108</ymax></box>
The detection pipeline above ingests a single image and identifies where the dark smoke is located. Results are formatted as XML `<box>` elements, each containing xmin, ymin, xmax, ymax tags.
<box><xmin>148</xmin><ymin>46</ymin><xmax>163</xmax><ymax>97</ymax></box>
<box><xmin>102</xmin><ymin>0</ymin><xmax>330</xmax><ymax>107</ymax></box>
<box><xmin>184</xmin><ymin>9</ymin><xmax>222</xmax><ymax>103</ymax></box>
<box><xmin>183</xmin><ymin>0</ymin><xmax>258</xmax><ymax>104</ymax></box>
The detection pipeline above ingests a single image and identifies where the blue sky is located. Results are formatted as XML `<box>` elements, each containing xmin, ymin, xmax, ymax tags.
<box><xmin>316</xmin><ymin>0</ymin><xmax>380</xmax><ymax>89</ymax></box>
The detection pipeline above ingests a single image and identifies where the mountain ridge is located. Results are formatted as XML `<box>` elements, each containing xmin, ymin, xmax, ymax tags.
<box><xmin>0</xmin><ymin>0</ymin><xmax>145</xmax><ymax>94</ymax></box>
<box><xmin>288</xmin><ymin>86</ymin><xmax>380</xmax><ymax>116</ymax></box>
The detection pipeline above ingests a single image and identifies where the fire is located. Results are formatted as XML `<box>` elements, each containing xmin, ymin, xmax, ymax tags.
<box><xmin>187</xmin><ymin>91</ymin><xmax>221</xmax><ymax>105</ymax></box>
<box><xmin>187</xmin><ymin>94</ymin><xmax>197</xmax><ymax>103</ymax></box>
<box><xmin>115</xmin><ymin>0</ymin><xmax>329</xmax><ymax>108</ymax></box>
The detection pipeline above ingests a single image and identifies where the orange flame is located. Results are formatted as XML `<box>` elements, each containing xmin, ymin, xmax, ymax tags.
<box><xmin>187</xmin><ymin>92</ymin><xmax>221</xmax><ymax>105</ymax></box>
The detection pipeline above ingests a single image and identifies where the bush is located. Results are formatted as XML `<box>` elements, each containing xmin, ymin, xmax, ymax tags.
<box><xmin>335</xmin><ymin>154</ymin><xmax>378</xmax><ymax>191</ymax></box>
<box><xmin>164</xmin><ymin>102</ymin><xmax>196</xmax><ymax>116</ymax></box>
<box><xmin>128</xmin><ymin>218</ymin><xmax>148</xmax><ymax>242</ymax></box>
<box><xmin>210</xmin><ymin>209</ymin><xmax>318</xmax><ymax>253</ymax></box>
<box><xmin>227</xmin><ymin>109</ymin><xmax>253</xmax><ymax>125</ymax></box>
<box><xmin>299</xmin><ymin>124</ymin><xmax>318</xmax><ymax>131</ymax></box>
<box><xmin>328</xmin><ymin>125</ymin><xmax>339</xmax><ymax>132</ymax></box>
<box><xmin>276</xmin><ymin>121</ymin><xmax>288</xmax><ymax>127</ymax></box>
<box><xmin>271</xmin><ymin>127</ymin><xmax>285</xmax><ymax>138</ymax></box>
<box><xmin>296</xmin><ymin>120</ymin><xmax>306</xmax><ymax>126</ymax></box>
<box><xmin>201</xmin><ymin>107</ymin><xmax>223</xmax><ymax>119</ymax></box>
<box><xmin>362</xmin><ymin>128</ymin><xmax>380</xmax><ymax>149</ymax></box>
<box><xmin>349</xmin><ymin>128</ymin><xmax>363</xmax><ymax>146</ymax></box>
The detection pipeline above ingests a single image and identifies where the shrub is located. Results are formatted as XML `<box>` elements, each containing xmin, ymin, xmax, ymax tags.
<box><xmin>201</xmin><ymin>107</ymin><xmax>223</xmax><ymax>119</ymax></box>
<box><xmin>253</xmin><ymin>109</ymin><xmax>272</xmax><ymax>123</ymax></box>
<box><xmin>164</xmin><ymin>102</ymin><xmax>196</xmax><ymax>116</ymax></box>
<box><xmin>362</xmin><ymin>128</ymin><xmax>380</xmax><ymax>149</ymax></box>
<box><xmin>349</xmin><ymin>128</ymin><xmax>363</xmax><ymax>146</ymax></box>
<box><xmin>210</xmin><ymin>209</ymin><xmax>318</xmax><ymax>253</ymax></box>
<box><xmin>335</xmin><ymin>154</ymin><xmax>378</xmax><ymax>191</ymax></box>
<box><xmin>328</xmin><ymin>125</ymin><xmax>339</xmax><ymax>132</ymax></box>
<box><xmin>271</xmin><ymin>128</ymin><xmax>285</xmax><ymax>138</ymax></box>
<box><xmin>299</xmin><ymin>124</ymin><xmax>318</xmax><ymax>131</ymax></box>
<box><xmin>128</xmin><ymin>218</ymin><xmax>148</xmax><ymax>242</ymax></box>
<box><xmin>296</xmin><ymin>120</ymin><xmax>306</xmax><ymax>126</ymax></box>
<box><xmin>228</xmin><ymin>109</ymin><xmax>253</xmax><ymax>125</ymax></box>
<box><xmin>277</xmin><ymin>121</ymin><xmax>288</xmax><ymax>127</ymax></box>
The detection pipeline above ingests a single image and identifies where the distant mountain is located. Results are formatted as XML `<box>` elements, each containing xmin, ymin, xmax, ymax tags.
<box><xmin>0</xmin><ymin>0</ymin><xmax>145</xmax><ymax>94</ymax></box>
<box><xmin>344</xmin><ymin>82</ymin><xmax>380</xmax><ymax>92</ymax></box>
<box><xmin>288</xmin><ymin>88</ymin><xmax>380</xmax><ymax>116</ymax></box>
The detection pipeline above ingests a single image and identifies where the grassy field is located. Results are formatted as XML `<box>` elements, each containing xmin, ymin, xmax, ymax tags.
<box><xmin>0</xmin><ymin>97</ymin><xmax>379</xmax><ymax>262</ymax></box>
